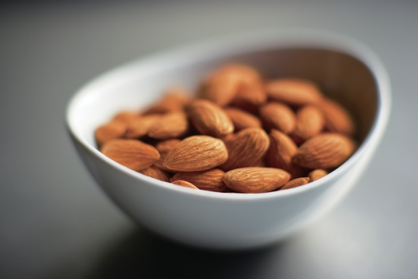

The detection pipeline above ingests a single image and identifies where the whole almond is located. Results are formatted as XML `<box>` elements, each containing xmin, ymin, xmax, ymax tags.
<box><xmin>171</xmin><ymin>180</ymin><xmax>199</xmax><ymax>189</ymax></box>
<box><xmin>266</xmin><ymin>79</ymin><xmax>323</xmax><ymax>106</ymax></box>
<box><xmin>163</xmin><ymin>135</ymin><xmax>228</xmax><ymax>172</ymax></box>
<box><xmin>186</xmin><ymin>99</ymin><xmax>234</xmax><ymax>137</ymax></box>
<box><xmin>140</xmin><ymin>166</ymin><xmax>170</xmax><ymax>182</ymax></box>
<box><xmin>293</xmin><ymin>133</ymin><xmax>356</xmax><ymax>169</ymax></box>
<box><xmin>148</xmin><ymin>111</ymin><xmax>189</xmax><ymax>140</ymax></box>
<box><xmin>171</xmin><ymin>168</ymin><xmax>226</xmax><ymax>192</ymax></box>
<box><xmin>224</xmin><ymin>107</ymin><xmax>262</xmax><ymax>131</ymax></box>
<box><xmin>223</xmin><ymin>167</ymin><xmax>290</xmax><ymax>193</ymax></box>
<box><xmin>308</xmin><ymin>169</ymin><xmax>328</xmax><ymax>182</ymax></box>
<box><xmin>292</xmin><ymin>105</ymin><xmax>324</xmax><ymax>142</ymax></box>
<box><xmin>95</xmin><ymin>120</ymin><xmax>127</xmax><ymax>147</ymax></box>
<box><xmin>220</xmin><ymin>128</ymin><xmax>270</xmax><ymax>171</ymax></box>
<box><xmin>281</xmin><ymin>177</ymin><xmax>310</xmax><ymax>190</ymax></box>
<box><xmin>125</xmin><ymin>115</ymin><xmax>161</xmax><ymax>138</ymax></box>
<box><xmin>143</xmin><ymin>87</ymin><xmax>190</xmax><ymax>115</ymax></box>
<box><xmin>197</xmin><ymin>65</ymin><xmax>242</xmax><ymax>106</ymax></box>
<box><xmin>266</xmin><ymin>129</ymin><xmax>302</xmax><ymax>178</ymax></box>
<box><xmin>101</xmin><ymin>139</ymin><xmax>160</xmax><ymax>171</ymax></box>
<box><xmin>318</xmin><ymin>98</ymin><xmax>356</xmax><ymax>136</ymax></box>
<box><xmin>259</xmin><ymin>102</ymin><xmax>296</xmax><ymax>134</ymax></box>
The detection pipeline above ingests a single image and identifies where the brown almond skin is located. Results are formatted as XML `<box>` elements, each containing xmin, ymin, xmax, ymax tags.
<box><xmin>101</xmin><ymin>139</ymin><xmax>160</xmax><ymax>171</ymax></box>
<box><xmin>143</xmin><ymin>87</ymin><xmax>190</xmax><ymax>115</ymax></box>
<box><xmin>228</xmin><ymin>63</ymin><xmax>261</xmax><ymax>81</ymax></box>
<box><xmin>293</xmin><ymin>105</ymin><xmax>325</xmax><ymax>141</ymax></box>
<box><xmin>220</xmin><ymin>128</ymin><xmax>270</xmax><ymax>172</ymax></box>
<box><xmin>229</xmin><ymin>98</ymin><xmax>259</xmax><ymax>114</ymax></box>
<box><xmin>259</xmin><ymin>102</ymin><xmax>296</xmax><ymax>134</ymax></box>
<box><xmin>233</xmin><ymin>81</ymin><xmax>267</xmax><ymax>106</ymax></box>
<box><xmin>266</xmin><ymin>129</ymin><xmax>302</xmax><ymax>178</ymax></box>
<box><xmin>154</xmin><ymin>139</ymin><xmax>181</xmax><ymax>171</ymax></box>
<box><xmin>266</xmin><ymin>79</ymin><xmax>323</xmax><ymax>106</ymax></box>
<box><xmin>318</xmin><ymin>98</ymin><xmax>356</xmax><ymax>136</ymax></box>
<box><xmin>198</xmin><ymin>64</ymin><xmax>263</xmax><ymax>107</ymax></box>
<box><xmin>139</xmin><ymin>166</ymin><xmax>170</xmax><ymax>182</ymax></box>
<box><xmin>112</xmin><ymin>111</ymin><xmax>139</xmax><ymax>124</ymax></box>
<box><xmin>197</xmin><ymin>65</ymin><xmax>242</xmax><ymax>106</ymax></box>
<box><xmin>249</xmin><ymin>158</ymin><xmax>266</xmax><ymax>167</ymax></box>
<box><xmin>308</xmin><ymin>169</ymin><xmax>328</xmax><ymax>182</ymax></box>
<box><xmin>172</xmin><ymin>180</ymin><xmax>199</xmax><ymax>189</ymax></box>
<box><xmin>293</xmin><ymin>133</ymin><xmax>356</xmax><ymax>169</ymax></box>
<box><xmin>186</xmin><ymin>99</ymin><xmax>234</xmax><ymax>137</ymax></box>
<box><xmin>223</xmin><ymin>167</ymin><xmax>290</xmax><ymax>193</ymax></box>
<box><xmin>155</xmin><ymin>139</ymin><xmax>182</xmax><ymax>153</ymax></box>
<box><xmin>281</xmin><ymin>177</ymin><xmax>310</xmax><ymax>190</ymax></box>
<box><xmin>163</xmin><ymin>135</ymin><xmax>228</xmax><ymax>172</ymax></box>
<box><xmin>224</xmin><ymin>107</ymin><xmax>262</xmax><ymax>131</ymax></box>
<box><xmin>148</xmin><ymin>111</ymin><xmax>189</xmax><ymax>140</ymax></box>
<box><xmin>171</xmin><ymin>168</ymin><xmax>226</xmax><ymax>192</ymax></box>
<box><xmin>125</xmin><ymin>115</ymin><xmax>161</xmax><ymax>138</ymax></box>
<box><xmin>95</xmin><ymin>120</ymin><xmax>127</xmax><ymax>147</ymax></box>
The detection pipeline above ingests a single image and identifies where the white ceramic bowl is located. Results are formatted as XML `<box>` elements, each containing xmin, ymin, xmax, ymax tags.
<box><xmin>66</xmin><ymin>30</ymin><xmax>391</xmax><ymax>250</ymax></box>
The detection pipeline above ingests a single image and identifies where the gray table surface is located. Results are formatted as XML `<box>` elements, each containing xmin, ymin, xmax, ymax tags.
<box><xmin>1</xmin><ymin>1</ymin><xmax>417</xmax><ymax>278</ymax></box>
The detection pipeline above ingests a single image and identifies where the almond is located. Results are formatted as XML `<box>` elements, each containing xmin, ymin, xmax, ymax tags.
<box><xmin>229</xmin><ymin>64</ymin><xmax>265</xmax><ymax>106</ymax></box>
<box><xmin>154</xmin><ymin>139</ymin><xmax>181</xmax><ymax>171</ymax></box>
<box><xmin>292</xmin><ymin>105</ymin><xmax>324</xmax><ymax>142</ymax></box>
<box><xmin>259</xmin><ymin>102</ymin><xmax>296</xmax><ymax>134</ymax></box>
<box><xmin>171</xmin><ymin>168</ymin><xmax>226</xmax><ymax>192</ymax></box>
<box><xmin>197</xmin><ymin>65</ymin><xmax>242</xmax><ymax>106</ymax></box>
<box><xmin>223</xmin><ymin>167</ymin><xmax>290</xmax><ymax>193</ymax></box>
<box><xmin>233</xmin><ymin>81</ymin><xmax>267</xmax><ymax>106</ymax></box>
<box><xmin>224</xmin><ymin>107</ymin><xmax>262</xmax><ymax>131</ymax></box>
<box><xmin>228</xmin><ymin>63</ymin><xmax>261</xmax><ymax>81</ymax></box>
<box><xmin>266</xmin><ymin>129</ymin><xmax>303</xmax><ymax>178</ymax></box>
<box><xmin>125</xmin><ymin>114</ymin><xmax>161</xmax><ymax>138</ymax></box>
<box><xmin>148</xmin><ymin>111</ymin><xmax>189</xmax><ymax>140</ymax></box>
<box><xmin>281</xmin><ymin>177</ymin><xmax>310</xmax><ymax>190</ymax></box>
<box><xmin>266</xmin><ymin>79</ymin><xmax>323</xmax><ymax>106</ymax></box>
<box><xmin>186</xmin><ymin>99</ymin><xmax>234</xmax><ymax>137</ymax></box>
<box><xmin>139</xmin><ymin>166</ymin><xmax>170</xmax><ymax>182</ymax></box>
<box><xmin>101</xmin><ymin>139</ymin><xmax>160</xmax><ymax>171</ymax></box>
<box><xmin>308</xmin><ymin>169</ymin><xmax>328</xmax><ymax>182</ymax></box>
<box><xmin>229</xmin><ymin>98</ymin><xmax>259</xmax><ymax>114</ymax></box>
<box><xmin>292</xmin><ymin>133</ymin><xmax>356</xmax><ymax>169</ymax></box>
<box><xmin>171</xmin><ymin>180</ymin><xmax>199</xmax><ymax>189</ymax></box>
<box><xmin>220</xmin><ymin>128</ymin><xmax>270</xmax><ymax>171</ymax></box>
<box><xmin>96</xmin><ymin>63</ymin><xmax>360</xmax><ymax>194</ymax></box>
<box><xmin>163</xmin><ymin>135</ymin><xmax>228</xmax><ymax>172</ymax></box>
<box><xmin>155</xmin><ymin>139</ymin><xmax>182</xmax><ymax>153</ymax></box>
<box><xmin>112</xmin><ymin>111</ymin><xmax>139</xmax><ymax>124</ymax></box>
<box><xmin>95</xmin><ymin>120</ymin><xmax>127</xmax><ymax>147</ymax></box>
<box><xmin>318</xmin><ymin>98</ymin><xmax>356</xmax><ymax>136</ymax></box>
<box><xmin>143</xmin><ymin>87</ymin><xmax>190</xmax><ymax>115</ymax></box>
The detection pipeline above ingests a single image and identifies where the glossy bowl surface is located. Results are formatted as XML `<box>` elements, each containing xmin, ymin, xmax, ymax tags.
<box><xmin>66</xmin><ymin>30</ymin><xmax>391</xmax><ymax>250</ymax></box>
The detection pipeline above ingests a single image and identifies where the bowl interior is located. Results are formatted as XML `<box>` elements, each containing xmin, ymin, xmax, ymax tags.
<box><xmin>70</xmin><ymin>46</ymin><xmax>378</xmax><ymax>152</ymax></box>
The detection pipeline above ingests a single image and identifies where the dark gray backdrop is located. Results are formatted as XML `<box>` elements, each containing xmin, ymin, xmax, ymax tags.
<box><xmin>1</xmin><ymin>1</ymin><xmax>417</xmax><ymax>278</ymax></box>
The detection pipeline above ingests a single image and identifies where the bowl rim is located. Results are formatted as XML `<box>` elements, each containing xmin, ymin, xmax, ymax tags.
<box><xmin>66</xmin><ymin>28</ymin><xmax>391</xmax><ymax>201</ymax></box>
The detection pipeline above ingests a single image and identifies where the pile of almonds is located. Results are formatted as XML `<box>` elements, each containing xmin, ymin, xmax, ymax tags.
<box><xmin>95</xmin><ymin>64</ymin><xmax>356</xmax><ymax>193</ymax></box>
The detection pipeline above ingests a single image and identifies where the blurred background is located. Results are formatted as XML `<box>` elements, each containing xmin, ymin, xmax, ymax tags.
<box><xmin>1</xmin><ymin>1</ymin><xmax>418</xmax><ymax>278</ymax></box>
